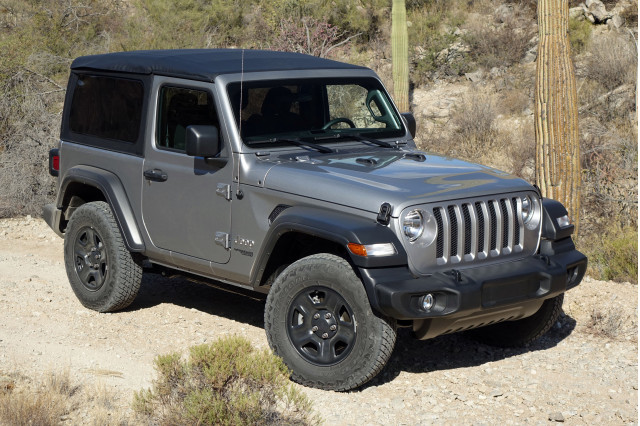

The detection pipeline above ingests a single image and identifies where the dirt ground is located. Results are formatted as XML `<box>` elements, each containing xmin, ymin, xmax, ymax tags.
<box><xmin>0</xmin><ymin>216</ymin><xmax>637</xmax><ymax>424</ymax></box>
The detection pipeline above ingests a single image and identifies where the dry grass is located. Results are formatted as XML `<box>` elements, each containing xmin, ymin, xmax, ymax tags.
<box><xmin>587</xmin><ymin>307</ymin><xmax>625</xmax><ymax>339</ymax></box>
<box><xmin>0</xmin><ymin>370</ymin><xmax>131</xmax><ymax>426</ymax></box>
<box><xmin>450</xmin><ymin>92</ymin><xmax>500</xmax><ymax>157</ymax></box>
<box><xmin>586</xmin><ymin>32</ymin><xmax>637</xmax><ymax>91</ymax></box>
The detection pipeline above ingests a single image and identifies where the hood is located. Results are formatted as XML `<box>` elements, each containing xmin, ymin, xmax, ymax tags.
<box><xmin>262</xmin><ymin>150</ymin><xmax>535</xmax><ymax>216</ymax></box>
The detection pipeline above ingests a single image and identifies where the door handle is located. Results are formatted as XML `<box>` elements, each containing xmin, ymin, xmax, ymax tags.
<box><xmin>144</xmin><ymin>168</ymin><xmax>168</xmax><ymax>182</ymax></box>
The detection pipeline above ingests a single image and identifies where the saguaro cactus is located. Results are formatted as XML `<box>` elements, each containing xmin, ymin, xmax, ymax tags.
<box><xmin>535</xmin><ymin>0</ymin><xmax>581</xmax><ymax>232</ymax></box>
<box><xmin>391</xmin><ymin>0</ymin><xmax>410</xmax><ymax>112</ymax></box>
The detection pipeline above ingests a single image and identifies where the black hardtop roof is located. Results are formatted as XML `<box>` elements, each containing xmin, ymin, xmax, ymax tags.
<box><xmin>70</xmin><ymin>49</ymin><xmax>367</xmax><ymax>82</ymax></box>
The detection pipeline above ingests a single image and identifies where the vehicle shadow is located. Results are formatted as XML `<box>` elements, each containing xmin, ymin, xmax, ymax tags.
<box><xmin>127</xmin><ymin>272</ymin><xmax>578</xmax><ymax>390</ymax></box>
<box><xmin>126</xmin><ymin>272</ymin><xmax>266</xmax><ymax>329</ymax></box>
<box><xmin>362</xmin><ymin>313</ymin><xmax>577</xmax><ymax>390</ymax></box>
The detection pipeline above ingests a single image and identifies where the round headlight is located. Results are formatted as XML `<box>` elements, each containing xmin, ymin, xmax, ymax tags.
<box><xmin>521</xmin><ymin>195</ymin><xmax>534</xmax><ymax>224</ymax></box>
<box><xmin>403</xmin><ymin>209</ymin><xmax>424</xmax><ymax>242</ymax></box>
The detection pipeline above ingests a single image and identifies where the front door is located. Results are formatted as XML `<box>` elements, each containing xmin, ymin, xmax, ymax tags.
<box><xmin>142</xmin><ymin>81</ymin><xmax>232</xmax><ymax>264</ymax></box>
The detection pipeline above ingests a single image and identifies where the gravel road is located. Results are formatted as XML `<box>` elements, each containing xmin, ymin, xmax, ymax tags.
<box><xmin>0</xmin><ymin>216</ymin><xmax>637</xmax><ymax>424</ymax></box>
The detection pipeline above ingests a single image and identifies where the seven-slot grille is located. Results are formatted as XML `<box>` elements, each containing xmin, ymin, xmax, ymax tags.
<box><xmin>432</xmin><ymin>197</ymin><xmax>523</xmax><ymax>266</ymax></box>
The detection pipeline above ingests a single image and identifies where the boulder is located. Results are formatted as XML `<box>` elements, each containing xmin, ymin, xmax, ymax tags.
<box><xmin>587</xmin><ymin>0</ymin><xmax>611</xmax><ymax>24</ymax></box>
<box><xmin>607</xmin><ymin>14</ymin><xmax>625</xmax><ymax>29</ymax></box>
<box><xmin>569</xmin><ymin>4</ymin><xmax>588</xmax><ymax>20</ymax></box>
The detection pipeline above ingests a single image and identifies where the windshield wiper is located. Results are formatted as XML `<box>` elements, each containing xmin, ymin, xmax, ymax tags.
<box><xmin>254</xmin><ymin>137</ymin><xmax>334</xmax><ymax>154</ymax></box>
<box><xmin>313</xmin><ymin>133</ymin><xmax>396</xmax><ymax>149</ymax></box>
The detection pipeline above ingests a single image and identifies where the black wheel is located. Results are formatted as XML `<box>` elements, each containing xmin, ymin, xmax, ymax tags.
<box><xmin>64</xmin><ymin>201</ymin><xmax>142</xmax><ymax>312</ymax></box>
<box><xmin>264</xmin><ymin>253</ymin><xmax>396</xmax><ymax>391</ymax></box>
<box><xmin>322</xmin><ymin>117</ymin><xmax>356</xmax><ymax>129</ymax></box>
<box><xmin>467</xmin><ymin>294</ymin><xmax>564</xmax><ymax>347</ymax></box>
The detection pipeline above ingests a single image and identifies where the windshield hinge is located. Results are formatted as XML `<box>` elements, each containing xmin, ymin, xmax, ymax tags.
<box><xmin>216</xmin><ymin>183</ymin><xmax>232</xmax><ymax>201</ymax></box>
<box><xmin>215</xmin><ymin>232</ymin><xmax>230</xmax><ymax>249</ymax></box>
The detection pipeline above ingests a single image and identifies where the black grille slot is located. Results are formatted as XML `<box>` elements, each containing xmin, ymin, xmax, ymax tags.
<box><xmin>500</xmin><ymin>199</ymin><xmax>509</xmax><ymax>249</ymax></box>
<box><xmin>447</xmin><ymin>205</ymin><xmax>458</xmax><ymax>257</ymax></box>
<box><xmin>512</xmin><ymin>197</ymin><xmax>521</xmax><ymax>246</ymax></box>
<box><xmin>488</xmin><ymin>201</ymin><xmax>497</xmax><ymax>250</ymax></box>
<box><xmin>463</xmin><ymin>204</ymin><xmax>472</xmax><ymax>255</ymax></box>
<box><xmin>475</xmin><ymin>202</ymin><xmax>485</xmax><ymax>253</ymax></box>
<box><xmin>433</xmin><ymin>208</ymin><xmax>444</xmax><ymax>258</ymax></box>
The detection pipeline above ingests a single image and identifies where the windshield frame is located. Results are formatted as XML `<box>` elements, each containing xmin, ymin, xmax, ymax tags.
<box><xmin>225</xmin><ymin>75</ymin><xmax>406</xmax><ymax>150</ymax></box>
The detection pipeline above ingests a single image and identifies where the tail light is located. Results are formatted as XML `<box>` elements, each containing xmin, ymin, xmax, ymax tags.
<box><xmin>49</xmin><ymin>148</ymin><xmax>59</xmax><ymax>177</ymax></box>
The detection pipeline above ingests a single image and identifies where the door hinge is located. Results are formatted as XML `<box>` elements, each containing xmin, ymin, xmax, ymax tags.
<box><xmin>214</xmin><ymin>232</ymin><xmax>230</xmax><ymax>249</ymax></box>
<box><xmin>216</xmin><ymin>183</ymin><xmax>232</xmax><ymax>201</ymax></box>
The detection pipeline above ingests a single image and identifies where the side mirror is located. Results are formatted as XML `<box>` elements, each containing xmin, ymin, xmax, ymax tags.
<box><xmin>185</xmin><ymin>125</ymin><xmax>221</xmax><ymax>158</ymax></box>
<box><xmin>401</xmin><ymin>113</ymin><xmax>416</xmax><ymax>139</ymax></box>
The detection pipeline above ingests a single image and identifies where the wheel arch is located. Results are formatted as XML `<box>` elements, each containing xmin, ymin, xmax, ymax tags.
<box><xmin>57</xmin><ymin>165</ymin><xmax>145</xmax><ymax>252</ymax></box>
<box><xmin>251</xmin><ymin>205</ymin><xmax>408</xmax><ymax>305</ymax></box>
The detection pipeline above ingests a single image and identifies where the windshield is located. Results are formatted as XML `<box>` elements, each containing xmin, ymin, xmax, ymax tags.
<box><xmin>227</xmin><ymin>77</ymin><xmax>405</xmax><ymax>148</ymax></box>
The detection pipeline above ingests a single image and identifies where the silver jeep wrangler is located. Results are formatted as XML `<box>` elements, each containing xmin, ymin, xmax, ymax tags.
<box><xmin>44</xmin><ymin>49</ymin><xmax>587</xmax><ymax>391</ymax></box>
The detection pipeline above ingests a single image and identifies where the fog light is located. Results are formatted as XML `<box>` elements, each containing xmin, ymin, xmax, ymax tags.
<box><xmin>422</xmin><ymin>294</ymin><xmax>435</xmax><ymax>311</ymax></box>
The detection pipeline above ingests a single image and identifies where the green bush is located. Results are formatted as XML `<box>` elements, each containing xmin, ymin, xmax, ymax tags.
<box><xmin>133</xmin><ymin>336</ymin><xmax>319</xmax><ymax>425</ymax></box>
<box><xmin>582</xmin><ymin>224</ymin><xmax>638</xmax><ymax>283</ymax></box>
<box><xmin>569</xmin><ymin>17</ymin><xmax>592</xmax><ymax>55</ymax></box>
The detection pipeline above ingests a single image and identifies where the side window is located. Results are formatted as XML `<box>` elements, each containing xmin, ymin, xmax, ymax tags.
<box><xmin>69</xmin><ymin>75</ymin><xmax>143</xmax><ymax>143</ymax></box>
<box><xmin>156</xmin><ymin>86</ymin><xmax>217</xmax><ymax>151</ymax></box>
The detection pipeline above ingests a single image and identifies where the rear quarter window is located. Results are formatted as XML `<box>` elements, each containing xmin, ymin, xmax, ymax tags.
<box><xmin>68</xmin><ymin>75</ymin><xmax>144</xmax><ymax>143</ymax></box>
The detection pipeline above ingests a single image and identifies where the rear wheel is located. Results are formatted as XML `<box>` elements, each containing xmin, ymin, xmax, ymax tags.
<box><xmin>264</xmin><ymin>253</ymin><xmax>396</xmax><ymax>391</ymax></box>
<box><xmin>64</xmin><ymin>201</ymin><xmax>142</xmax><ymax>312</ymax></box>
<box><xmin>468</xmin><ymin>294</ymin><xmax>564</xmax><ymax>347</ymax></box>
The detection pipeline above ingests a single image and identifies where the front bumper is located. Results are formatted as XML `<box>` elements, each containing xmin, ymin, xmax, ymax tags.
<box><xmin>359</xmin><ymin>244</ymin><xmax>587</xmax><ymax>339</ymax></box>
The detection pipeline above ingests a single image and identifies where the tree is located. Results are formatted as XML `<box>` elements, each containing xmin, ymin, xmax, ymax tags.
<box><xmin>535</xmin><ymin>0</ymin><xmax>581</xmax><ymax>232</ymax></box>
<box><xmin>391</xmin><ymin>0</ymin><xmax>409</xmax><ymax>112</ymax></box>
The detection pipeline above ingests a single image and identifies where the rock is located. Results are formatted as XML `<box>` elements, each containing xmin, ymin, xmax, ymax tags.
<box><xmin>587</xmin><ymin>0</ymin><xmax>610</xmax><ymax>23</ymax></box>
<box><xmin>465</xmin><ymin>70</ymin><xmax>484</xmax><ymax>83</ymax></box>
<box><xmin>522</xmin><ymin>50</ymin><xmax>537</xmax><ymax>64</ymax></box>
<box><xmin>607</xmin><ymin>14</ymin><xmax>624</xmax><ymax>29</ymax></box>
<box><xmin>569</xmin><ymin>5</ymin><xmax>588</xmax><ymax>20</ymax></box>
<box><xmin>549</xmin><ymin>412</ymin><xmax>565</xmax><ymax>422</ymax></box>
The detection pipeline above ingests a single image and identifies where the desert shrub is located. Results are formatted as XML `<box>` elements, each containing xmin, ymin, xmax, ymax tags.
<box><xmin>586</xmin><ymin>32</ymin><xmax>637</xmax><ymax>91</ymax></box>
<box><xmin>0</xmin><ymin>370</ymin><xmax>128</xmax><ymax>425</ymax></box>
<box><xmin>507</xmin><ymin>121</ymin><xmax>536</xmax><ymax>181</ymax></box>
<box><xmin>464</xmin><ymin>7</ymin><xmax>534</xmax><ymax>69</ymax></box>
<box><xmin>451</xmin><ymin>93</ymin><xmax>498</xmax><ymax>154</ymax></box>
<box><xmin>408</xmin><ymin>0</ymin><xmax>469</xmax><ymax>84</ymax></box>
<box><xmin>272</xmin><ymin>17</ymin><xmax>356</xmax><ymax>58</ymax></box>
<box><xmin>587</xmin><ymin>307</ymin><xmax>624</xmax><ymax>338</ymax></box>
<box><xmin>568</xmin><ymin>17</ymin><xmax>592</xmax><ymax>55</ymax></box>
<box><xmin>580</xmin><ymin>224</ymin><xmax>638</xmax><ymax>283</ymax></box>
<box><xmin>0</xmin><ymin>371</ymin><xmax>76</xmax><ymax>426</ymax></box>
<box><xmin>134</xmin><ymin>336</ymin><xmax>319</xmax><ymax>425</ymax></box>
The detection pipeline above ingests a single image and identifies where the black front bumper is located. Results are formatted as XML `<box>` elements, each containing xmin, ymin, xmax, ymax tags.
<box><xmin>359</xmin><ymin>245</ymin><xmax>587</xmax><ymax>340</ymax></box>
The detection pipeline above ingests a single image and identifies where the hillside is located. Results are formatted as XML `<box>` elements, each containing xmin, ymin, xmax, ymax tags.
<box><xmin>0</xmin><ymin>2</ymin><xmax>636</xmax><ymax>273</ymax></box>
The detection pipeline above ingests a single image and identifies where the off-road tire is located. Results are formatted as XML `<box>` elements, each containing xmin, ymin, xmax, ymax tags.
<box><xmin>64</xmin><ymin>201</ymin><xmax>142</xmax><ymax>312</ymax></box>
<box><xmin>264</xmin><ymin>253</ymin><xmax>396</xmax><ymax>391</ymax></box>
<box><xmin>468</xmin><ymin>294</ymin><xmax>564</xmax><ymax>347</ymax></box>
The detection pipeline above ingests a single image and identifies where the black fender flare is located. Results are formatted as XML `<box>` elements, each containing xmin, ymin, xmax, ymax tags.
<box><xmin>58</xmin><ymin>165</ymin><xmax>145</xmax><ymax>252</ymax></box>
<box><xmin>541</xmin><ymin>198</ymin><xmax>574</xmax><ymax>241</ymax></box>
<box><xmin>251</xmin><ymin>205</ymin><xmax>408</xmax><ymax>297</ymax></box>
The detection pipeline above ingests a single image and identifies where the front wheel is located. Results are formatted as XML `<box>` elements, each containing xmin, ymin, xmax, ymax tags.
<box><xmin>467</xmin><ymin>294</ymin><xmax>564</xmax><ymax>347</ymax></box>
<box><xmin>264</xmin><ymin>254</ymin><xmax>396</xmax><ymax>391</ymax></box>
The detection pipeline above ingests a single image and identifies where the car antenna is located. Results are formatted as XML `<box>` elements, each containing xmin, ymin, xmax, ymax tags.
<box><xmin>239</xmin><ymin>48</ymin><xmax>245</xmax><ymax>137</ymax></box>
